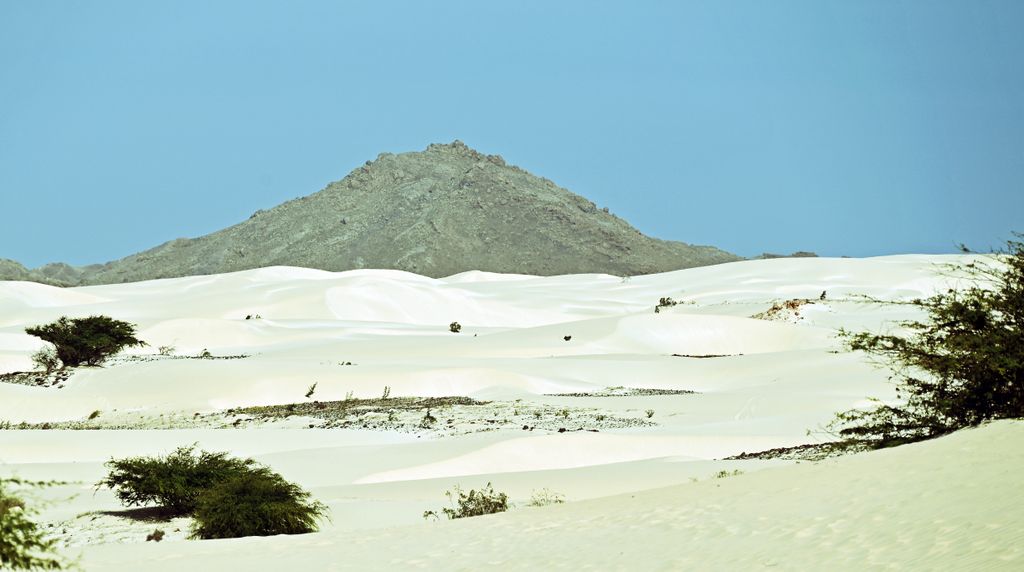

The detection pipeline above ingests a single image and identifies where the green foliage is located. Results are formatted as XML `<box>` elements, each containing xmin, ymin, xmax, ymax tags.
<box><xmin>97</xmin><ymin>446</ymin><xmax>257</xmax><ymax>516</ymax></box>
<box><xmin>832</xmin><ymin>236</ymin><xmax>1024</xmax><ymax>448</ymax></box>
<box><xmin>25</xmin><ymin>315</ymin><xmax>146</xmax><ymax>367</ymax></box>
<box><xmin>30</xmin><ymin>346</ymin><xmax>62</xmax><ymax>373</ymax></box>
<box><xmin>0</xmin><ymin>479</ymin><xmax>64</xmax><ymax>570</ymax></box>
<box><xmin>189</xmin><ymin>467</ymin><xmax>326</xmax><ymax>539</ymax></box>
<box><xmin>99</xmin><ymin>447</ymin><xmax>327</xmax><ymax>540</ymax></box>
<box><xmin>449</xmin><ymin>321</ymin><xmax>462</xmax><ymax>333</ymax></box>
<box><xmin>424</xmin><ymin>483</ymin><xmax>509</xmax><ymax>520</ymax></box>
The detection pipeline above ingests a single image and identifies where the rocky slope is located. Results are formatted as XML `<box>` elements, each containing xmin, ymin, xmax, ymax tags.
<box><xmin>6</xmin><ymin>141</ymin><xmax>740</xmax><ymax>285</ymax></box>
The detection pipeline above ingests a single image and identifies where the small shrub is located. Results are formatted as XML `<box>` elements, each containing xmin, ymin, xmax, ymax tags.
<box><xmin>654</xmin><ymin>297</ymin><xmax>680</xmax><ymax>313</ymax></box>
<box><xmin>645</xmin><ymin>409</ymin><xmax>655</xmax><ymax>419</ymax></box>
<box><xmin>426</xmin><ymin>483</ymin><xmax>509</xmax><ymax>520</ymax></box>
<box><xmin>145</xmin><ymin>529</ymin><xmax>165</xmax><ymax>542</ymax></box>
<box><xmin>157</xmin><ymin>345</ymin><xmax>176</xmax><ymax>356</ymax></box>
<box><xmin>189</xmin><ymin>467</ymin><xmax>326</xmax><ymax>539</ymax></box>
<box><xmin>526</xmin><ymin>488</ymin><xmax>565</xmax><ymax>507</ymax></box>
<box><xmin>25</xmin><ymin>315</ymin><xmax>146</xmax><ymax>367</ymax></box>
<box><xmin>382</xmin><ymin>385</ymin><xmax>391</xmax><ymax>400</ymax></box>
<box><xmin>198</xmin><ymin>348</ymin><xmax>213</xmax><ymax>359</ymax></box>
<box><xmin>0</xmin><ymin>479</ymin><xmax>64</xmax><ymax>570</ymax></box>
<box><xmin>97</xmin><ymin>445</ymin><xmax>257</xmax><ymax>516</ymax></box>
<box><xmin>449</xmin><ymin>321</ymin><xmax>462</xmax><ymax>334</ymax></box>
<box><xmin>30</xmin><ymin>346</ymin><xmax>62</xmax><ymax>373</ymax></box>
<box><xmin>88</xmin><ymin>410</ymin><xmax>101</xmax><ymax>420</ymax></box>
<box><xmin>420</xmin><ymin>409</ymin><xmax>437</xmax><ymax>428</ymax></box>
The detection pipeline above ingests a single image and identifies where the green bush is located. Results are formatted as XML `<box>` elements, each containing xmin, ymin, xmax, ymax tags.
<box><xmin>25</xmin><ymin>315</ymin><xmax>146</xmax><ymax>367</ymax></box>
<box><xmin>832</xmin><ymin>236</ymin><xmax>1024</xmax><ymax>448</ymax></box>
<box><xmin>97</xmin><ymin>446</ymin><xmax>257</xmax><ymax>516</ymax></box>
<box><xmin>0</xmin><ymin>479</ymin><xmax>64</xmax><ymax>570</ymax></box>
<box><xmin>190</xmin><ymin>467</ymin><xmax>326</xmax><ymax>539</ymax></box>
<box><xmin>98</xmin><ymin>447</ymin><xmax>327</xmax><ymax>539</ymax></box>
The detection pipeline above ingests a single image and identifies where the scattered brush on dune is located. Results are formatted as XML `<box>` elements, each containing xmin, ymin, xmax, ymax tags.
<box><xmin>423</xmin><ymin>483</ymin><xmax>510</xmax><ymax>521</ymax></box>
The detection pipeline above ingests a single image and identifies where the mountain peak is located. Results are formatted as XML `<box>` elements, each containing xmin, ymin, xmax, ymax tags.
<box><xmin>5</xmin><ymin>143</ymin><xmax>739</xmax><ymax>285</ymax></box>
<box><xmin>423</xmin><ymin>140</ymin><xmax>506</xmax><ymax>165</ymax></box>
<box><xmin>425</xmin><ymin>139</ymin><xmax>472</xmax><ymax>153</ymax></box>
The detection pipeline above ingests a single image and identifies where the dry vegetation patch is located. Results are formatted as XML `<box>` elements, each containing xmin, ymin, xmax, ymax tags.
<box><xmin>4</xmin><ymin>396</ymin><xmax>656</xmax><ymax>434</ymax></box>
<box><xmin>545</xmin><ymin>386</ymin><xmax>696</xmax><ymax>397</ymax></box>
<box><xmin>751</xmin><ymin>298</ymin><xmax>820</xmax><ymax>322</ymax></box>
<box><xmin>0</xmin><ymin>369</ymin><xmax>73</xmax><ymax>388</ymax></box>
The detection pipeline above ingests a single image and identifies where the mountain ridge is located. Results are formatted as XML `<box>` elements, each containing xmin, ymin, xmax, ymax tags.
<box><xmin>3</xmin><ymin>141</ymin><xmax>742</xmax><ymax>286</ymax></box>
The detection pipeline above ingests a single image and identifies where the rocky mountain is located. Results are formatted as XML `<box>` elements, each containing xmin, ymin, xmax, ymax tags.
<box><xmin>754</xmin><ymin>251</ymin><xmax>819</xmax><ymax>259</ymax></box>
<box><xmin>6</xmin><ymin>141</ymin><xmax>740</xmax><ymax>285</ymax></box>
<box><xmin>0</xmin><ymin>259</ymin><xmax>96</xmax><ymax>287</ymax></box>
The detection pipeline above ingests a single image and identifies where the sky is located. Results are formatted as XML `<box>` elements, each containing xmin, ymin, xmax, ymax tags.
<box><xmin>1</xmin><ymin>1</ymin><xmax>1022</xmax><ymax>268</ymax></box>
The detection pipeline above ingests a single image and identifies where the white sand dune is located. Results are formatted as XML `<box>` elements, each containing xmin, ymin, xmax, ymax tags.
<box><xmin>77</xmin><ymin>420</ymin><xmax>1024</xmax><ymax>571</ymax></box>
<box><xmin>1</xmin><ymin>254</ymin><xmax>1018</xmax><ymax>569</ymax></box>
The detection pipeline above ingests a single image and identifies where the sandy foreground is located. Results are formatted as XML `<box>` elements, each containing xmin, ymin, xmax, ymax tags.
<box><xmin>1</xmin><ymin>255</ymin><xmax>1021</xmax><ymax>569</ymax></box>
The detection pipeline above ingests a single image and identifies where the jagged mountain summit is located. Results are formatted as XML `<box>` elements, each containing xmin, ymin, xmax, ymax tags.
<box><xmin>4</xmin><ymin>141</ymin><xmax>740</xmax><ymax>285</ymax></box>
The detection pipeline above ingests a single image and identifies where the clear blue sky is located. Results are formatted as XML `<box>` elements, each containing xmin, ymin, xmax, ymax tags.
<box><xmin>2</xmin><ymin>1</ymin><xmax>1022</xmax><ymax>268</ymax></box>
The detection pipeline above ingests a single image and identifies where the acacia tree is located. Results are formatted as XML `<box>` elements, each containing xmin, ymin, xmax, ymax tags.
<box><xmin>831</xmin><ymin>235</ymin><xmax>1024</xmax><ymax>448</ymax></box>
<box><xmin>25</xmin><ymin>315</ymin><xmax>146</xmax><ymax>367</ymax></box>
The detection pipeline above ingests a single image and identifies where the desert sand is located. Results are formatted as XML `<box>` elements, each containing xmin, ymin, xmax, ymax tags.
<box><xmin>2</xmin><ymin>255</ymin><xmax>1021</xmax><ymax>569</ymax></box>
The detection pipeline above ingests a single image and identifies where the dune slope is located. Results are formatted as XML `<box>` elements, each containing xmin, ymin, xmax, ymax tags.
<box><xmin>1</xmin><ymin>254</ymin><xmax>1016</xmax><ymax>569</ymax></box>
